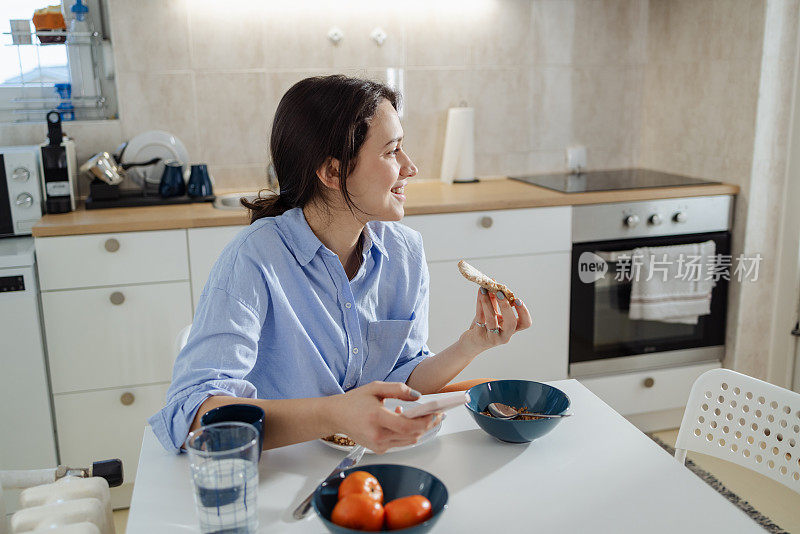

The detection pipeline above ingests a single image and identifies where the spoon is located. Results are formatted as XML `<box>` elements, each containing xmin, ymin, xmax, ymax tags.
<box><xmin>487</xmin><ymin>402</ymin><xmax>573</xmax><ymax>420</ymax></box>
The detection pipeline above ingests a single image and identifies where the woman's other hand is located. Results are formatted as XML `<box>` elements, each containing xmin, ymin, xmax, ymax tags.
<box><xmin>328</xmin><ymin>381</ymin><xmax>442</xmax><ymax>454</ymax></box>
<box><xmin>460</xmin><ymin>288</ymin><xmax>532</xmax><ymax>353</ymax></box>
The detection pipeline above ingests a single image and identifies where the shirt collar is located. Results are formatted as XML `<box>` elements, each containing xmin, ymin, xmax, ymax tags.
<box><xmin>279</xmin><ymin>207</ymin><xmax>388</xmax><ymax>266</ymax></box>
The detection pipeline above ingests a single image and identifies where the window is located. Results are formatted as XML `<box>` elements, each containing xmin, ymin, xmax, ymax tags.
<box><xmin>1</xmin><ymin>0</ymin><xmax>116</xmax><ymax>123</ymax></box>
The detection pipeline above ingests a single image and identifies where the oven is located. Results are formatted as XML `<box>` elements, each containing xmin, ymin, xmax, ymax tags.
<box><xmin>568</xmin><ymin>195</ymin><xmax>733</xmax><ymax>377</ymax></box>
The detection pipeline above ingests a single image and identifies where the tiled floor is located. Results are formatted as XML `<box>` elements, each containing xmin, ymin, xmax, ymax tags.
<box><xmin>113</xmin><ymin>428</ymin><xmax>799</xmax><ymax>533</ymax></box>
<box><xmin>653</xmin><ymin>429</ymin><xmax>800</xmax><ymax>533</ymax></box>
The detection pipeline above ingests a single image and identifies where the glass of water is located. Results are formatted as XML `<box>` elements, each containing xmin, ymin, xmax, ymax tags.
<box><xmin>186</xmin><ymin>421</ymin><xmax>260</xmax><ymax>534</ymax></box>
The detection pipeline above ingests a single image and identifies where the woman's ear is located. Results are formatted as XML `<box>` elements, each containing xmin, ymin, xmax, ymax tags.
<box><xmin>315</xmin><ymin>157</ymin><xmax>341</xmax><ymax>190</ymax></box>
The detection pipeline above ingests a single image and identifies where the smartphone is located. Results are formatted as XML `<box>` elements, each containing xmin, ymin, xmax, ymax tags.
<box><xmin>400</xmin><ymin>391</ymin><xmax>470</xmax><ymax>418</ymax></box>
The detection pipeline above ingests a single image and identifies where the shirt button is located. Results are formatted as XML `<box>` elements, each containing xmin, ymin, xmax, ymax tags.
<box><xmin>352</xmin><ymin>347</ymin><xmax>359</xmax><ymax>354</ymax></box>
<box><xmin>345</xmin><ymin>302</ymin><xmax>352</xmax><ymax>309</ymax></box>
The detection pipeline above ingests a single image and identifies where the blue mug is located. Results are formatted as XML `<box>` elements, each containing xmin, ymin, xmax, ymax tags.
<box><xmin>159</xmin><ymin>160</ymin><xmax>185</xmax><ymax>198</ymax></box>
<box><xmin>187</xmin><ymin>164</ymin><xmax>213</xmax><ymax>198</ymax></box>
<box><xmin>201</xmin><ymin>404</ymin><xmax>265</xmax><ymax>460</ymax></box>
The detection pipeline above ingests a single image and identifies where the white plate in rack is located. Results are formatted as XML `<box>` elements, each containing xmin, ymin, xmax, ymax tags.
<box><xmin>318</xmin><ymin>398</ymin><xmax>444</xmax><ymax>454</ymax></box>
<box><xmin>122</xmin><ymin>130</ymin><xmax>190</xmax><ymax>185</ymax></box>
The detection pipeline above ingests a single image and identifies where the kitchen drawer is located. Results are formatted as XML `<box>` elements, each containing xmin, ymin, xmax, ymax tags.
<box><xmin>35</xmin><ymin>230</ymin><xmax>189</xmax><ymax>290</ymax></box>
<box><xmin>54</xmin><ymin>382</ymin><xmax>169</xmax><ymax>504</ymax></box>
<box><xmin>578</xmin><ymin>362</ymin><xmax>721</xmax><ymax>416</ymax></box>
<box><xmin>402</xmin><ymin>207</ymin><xmax>571</xmax><ymax>262</ymax></box>
<box><xmin>42</xmin><ymin>281</ymin><xmax>192</xmax><ymax>393</ymax></box>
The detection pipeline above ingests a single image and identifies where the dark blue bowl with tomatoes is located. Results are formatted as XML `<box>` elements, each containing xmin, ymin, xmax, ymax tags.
<box><xmin>312</xmin><ymin>464</ymin><xmax>448</xmax><ymax>533</ymax></box>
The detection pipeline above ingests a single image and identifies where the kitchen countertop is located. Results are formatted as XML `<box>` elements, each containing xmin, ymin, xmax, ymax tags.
<box><xmin>32</xmin><ymin>178</ymin><xmax>739</xmax><ymax>237</ymax></box>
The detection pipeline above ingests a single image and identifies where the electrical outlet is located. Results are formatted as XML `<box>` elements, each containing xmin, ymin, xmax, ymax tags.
<box><xmin>566</xmin><ymin>145</ymin><xmax>587</xmax><ymax>174</ymax></box>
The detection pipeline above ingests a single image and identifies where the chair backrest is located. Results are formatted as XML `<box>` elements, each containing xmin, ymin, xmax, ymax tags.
<box><xmin>176</xmin><ymin>323</ymin><xmax>192</xmax><ymax>353</ymax></box>
<box><xmin>675</xmin><ymin>368</ymin><xmax>800</xmax><ymax>494</ymax></box>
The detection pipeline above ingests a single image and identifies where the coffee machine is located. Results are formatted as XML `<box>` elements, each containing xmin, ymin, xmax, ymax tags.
<box><xmin>40</xmin><ymin>111</ymin><xmax>78</xmax><ymax>213</ymax></box>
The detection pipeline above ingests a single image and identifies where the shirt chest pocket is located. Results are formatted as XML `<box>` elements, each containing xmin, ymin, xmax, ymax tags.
<box><xmin>365</xmin><ymin>319</ymin><xmax>414</xmax><ymax>377</ymax></box>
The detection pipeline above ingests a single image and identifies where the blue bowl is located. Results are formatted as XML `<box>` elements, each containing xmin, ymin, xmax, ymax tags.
<box><xmin>465</xmin><ymin>380</ymin><xmax>571</xmax><ymax>443</ymax></box>
<box><xmin>312</xmin><ymin>464</ymin><xmax>448</xmax><ymax>533</ymax></box>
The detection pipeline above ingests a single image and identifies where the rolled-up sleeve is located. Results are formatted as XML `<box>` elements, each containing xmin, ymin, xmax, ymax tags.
<box><xmin>385</xmin><ymin>233</ymin><xmax>433</xmax><ymax>384</ymax></box>
<box><xmin>148</xmin><ymin>287</ymin><xmax>264</xmax><ymax>453</ymax></box>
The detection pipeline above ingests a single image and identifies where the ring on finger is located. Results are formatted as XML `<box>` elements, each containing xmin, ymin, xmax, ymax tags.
<box><xmin>475</xmin><ymin>321</ymin><xmax>486</xmax><ymax>328</ymax></box>
<box><xmin>488</xmin><ymin>327</ymin><xmax>501</xmax><ymax>334</ymax></box>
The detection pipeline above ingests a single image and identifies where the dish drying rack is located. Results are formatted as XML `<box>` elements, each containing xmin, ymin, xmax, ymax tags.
<box><xmin>1</xmin><ymin>28</ymin><xmax>109</xmax><ymax>122</ymax></box>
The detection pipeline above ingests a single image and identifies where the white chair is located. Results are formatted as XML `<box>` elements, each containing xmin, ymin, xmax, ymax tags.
<box><xmin>675</xmin><ymin>368</ymin><xmax>800</xmax><ymax>494</ymax></box>
<box><xmin>176</xmin><ymin>323</ymin><xmax>192</xmax><ymax>353</ymax></box>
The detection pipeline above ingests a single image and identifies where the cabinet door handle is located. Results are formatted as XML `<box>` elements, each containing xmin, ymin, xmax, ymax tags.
<box><xmin>480</xmin><ymin>216</ymin><xmax>493</xmax><ymax>228</ymax></box>
<box><xmin>104</xmin><ymin>238</ymin><xmax>120</xmax><ymax>252</ymax></box>
<box><xmin>643</xmin><ymin>377</ymin><xmax>655</xmax><ymax>388</ymax></box>
<box><xmin>120</xmin><ymin>392</ymin><xmax>135</xmax><ymax>406</ymax></box>
<box><xmin>109</xmin><ymin>291</ymin><xmax>125</xmax><ymax>305</ymax></box>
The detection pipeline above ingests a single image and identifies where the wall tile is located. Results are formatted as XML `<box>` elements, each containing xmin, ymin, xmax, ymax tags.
<box><xmin>469</xmin><ymin>68</ymin><xmax>532</xmax><ymax>154</ymax></box>
<box><xmin>261</xmin><ymin>8</ymin><xmax>335</xmax><ymax>69</ymax></box>
<box><xmin>530</xmin><ymin>66</ymin><xmax>573</xmax><ymax>151</ymax></box>
<box><xmin>532</xmin><ymin>0</ymin><xmax>576</xmax><ymax>65</ymax></box>
<box><xmin>709</xmin><ymin>0</ymin><xmax>766</xmax><ymax>61</ymax></box>
<box><xmin>470</xmin><ymin>0</ymin><xmax>533</xmax><ymax>67</ymax></box>
<box><xmin>573</xmin><ymin>0</ymin><xmax>648</xmax><ymax>65</ymax></box>
<box><xmin>527</xmin><ymin>150</ymin><xmax>568</xmax><ymax>174</ymax></box>
<box><xmin>403</xmin><ymin>69</ymin><xmax>471</xmax><ymax>179</ymax></box>
<box><xmin>404</xmin><ymin>8</ymin><xmax>471</xmax><ymax>67</ymax></box>
<box><xmin>475</xmin><ymin>151</ymin><xmax>530</xmax><ymax>177</ymax></box>
<box><xmin>208</xmin><ymin>165</ymin><xmax>269</xmax><ymax>194</ymax></box>
<box><xmin>115</xmin><ymin>72</ymin><xmax>201</xmax><ymax>162</ymax></box>
<box><xmin>107</xmin><ymin>0</ymin><xmax>191</xmax><ymax>72</ymax></box>
<box><xmin>646</xmin><ymin>0</ymin><xmax>715</xmax><ymax>62</ymax></box>
<box><xmin>194</xmin><ymin>72</ymin><xmax>271</xmax><ymax>166</ymax></box>
<box><xmin>188</xmin><ymin>3</ymin><xmax>265</xmax><ymax>70</ymax></box>
<box><xmin>572</xmin><ymin>66</ymin><xmax>642</xmax><ymax>152</ymax></box>
<box><xmin>332</xmin><ymin>12</ymin><xmax>404</xmax><ymax>69</ymax></box>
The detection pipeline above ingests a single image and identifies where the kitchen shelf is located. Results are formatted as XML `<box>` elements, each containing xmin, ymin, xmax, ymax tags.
<box><xmin>3</xmin><ymin>29</ymin><xmax>99</xmax><ymax>45</ymax></box>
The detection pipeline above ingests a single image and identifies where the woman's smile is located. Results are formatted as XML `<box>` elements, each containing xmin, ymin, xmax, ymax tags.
<box><xmin>390</xmin><ymin>182</ymin><xmax>406</xmax><ymax>200</ymax></box>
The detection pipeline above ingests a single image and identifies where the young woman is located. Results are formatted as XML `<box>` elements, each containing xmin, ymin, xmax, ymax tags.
<box><xmin>149</xmin><ymin>75</ymin><xmax>531</xmax><ymax>454</ymax></box>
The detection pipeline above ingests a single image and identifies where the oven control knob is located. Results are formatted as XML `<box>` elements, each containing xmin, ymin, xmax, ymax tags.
<box><xmin>15</xmin><ymin>193</ymin><xmax>34</xmax><ymax>208</ymax></box>
<box><xmin>623</xmin><ymin>215</ymin><xmax>640</xmax><ymax>228</ymax></box>
<box><xmin>12</xmin><ymin>167</ymin><xmax>31</xmax><ymax>182</ymax></box>
<box><xmin>648</xmin><ymin>214</ymin><xmax>663</xmax><ymax>226</ymax></box>
<box><xmin>673</xmin><ymin>211</ymin><xmax>688</xmax><ymax>223</ymax></box>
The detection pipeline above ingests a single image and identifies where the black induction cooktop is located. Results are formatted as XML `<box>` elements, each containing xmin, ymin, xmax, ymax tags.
<box><xmin>509</xmin><ymin>169</ymin><xmax>719</xmax><ymax>193</ymax></box>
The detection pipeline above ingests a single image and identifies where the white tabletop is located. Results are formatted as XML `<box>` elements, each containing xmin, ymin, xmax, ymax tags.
<box><xmin>127</xmin><ymin>380</ymin><xmax>762</xmax><ymax>533</ymax></box>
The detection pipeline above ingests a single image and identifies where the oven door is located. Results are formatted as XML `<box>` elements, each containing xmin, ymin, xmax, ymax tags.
<box><xmin>569</xmin><ymin>231</ymin><xmax>729</xmax><ymax>377</ymax></box>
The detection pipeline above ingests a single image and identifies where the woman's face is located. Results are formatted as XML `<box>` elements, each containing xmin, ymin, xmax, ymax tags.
<box><xmin>345</xmin><ymin>99</ymin><xmax>417</xmax><ymax>222</ymax></box>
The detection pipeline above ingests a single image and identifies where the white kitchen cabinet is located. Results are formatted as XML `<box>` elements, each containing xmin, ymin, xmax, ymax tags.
<box><xmin>53</xmin><ymin>382</ymin><xmax>170</xmax><ymax>508</ymax></box>
<box><xmin>187</xmin><ymin>225</ymin><xmax>247</xmax><ymax>310</ymax></box>
<box><xmin>427</xmin><ymin>253</ymin><xmax>571</xmax><ymax>382</ymax></box>
<box><xmin>404</xmin><ymin>207</ymin><xmax>571</xmax><ymax>262</ymax></box>
<box><xmin>36</xmin><ymin>228</ymin><xmax>193</xmax><ymax>508</ymax></box>
<box><xmin>42</xmin><ymin>281</ymin><xmax>192</xmax><ymax>393</ymax></box>
<box><xmin>35</xmin><ymin>230</ymin><xmax>189</xmax><ymax>290</ymax></box>
<box><xmin>578</xmin><ymin>362</ymin><xmax>720</xmax><ymax>417</ymax></box>
<box><xmin>404</xmin><ymin>207</ymin><xmax>572</xmax><ymax>383</ymax></box>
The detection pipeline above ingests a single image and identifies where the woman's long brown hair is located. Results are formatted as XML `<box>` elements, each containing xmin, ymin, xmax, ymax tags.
<box><xmin>242</xmin><ymin>75</ymin><xmax>399</xmax><ymax>222</ymax></box>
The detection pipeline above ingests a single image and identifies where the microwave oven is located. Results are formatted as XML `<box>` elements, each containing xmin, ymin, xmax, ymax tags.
<box><xmin>0</xmin><ymin>145</ymin><xmax>44</xmax><ymax>237</ymax></box>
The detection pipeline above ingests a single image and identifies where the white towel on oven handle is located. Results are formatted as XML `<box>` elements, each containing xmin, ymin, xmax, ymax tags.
<box><xmin>628</xmin><ymin>240</ymin><xmax>717</xmax><ymax>324</ymax></box>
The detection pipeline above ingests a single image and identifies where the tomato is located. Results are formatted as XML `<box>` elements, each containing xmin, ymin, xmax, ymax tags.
<box><xmin>338</xmin><ymin>471</ymin><xmax>383</xmax><ymax>503</ymax></box>
<box><xmin>384</xmin><ymin>495</ymin><xmax>433</xmax><ymax>530</ymax></box>
<box><xmin>331</xmin><ymin>493</ymin><xmax>385</xmax><ymax>531</ymax></box>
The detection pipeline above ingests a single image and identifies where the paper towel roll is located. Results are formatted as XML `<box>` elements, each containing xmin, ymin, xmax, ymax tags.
<box><xmin>440</xmin><ymin>107</ymin><xmax>475</xmax><ymax>184</ymax></box>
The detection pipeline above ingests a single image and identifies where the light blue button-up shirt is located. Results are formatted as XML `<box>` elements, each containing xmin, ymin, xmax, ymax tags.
<box><xmin>149</xmin><ymin>207</ymin><xmax>433</xmax><ymax>452</ymax></box>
